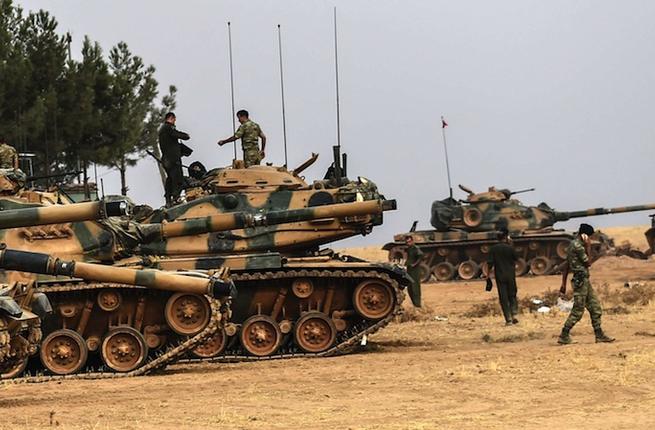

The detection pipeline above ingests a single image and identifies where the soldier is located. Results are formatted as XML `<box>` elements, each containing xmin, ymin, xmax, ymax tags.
<box><xmin>158</xmin><ymin>112</ymin><xmax>191</xmax><ymax>205</ymax></box>
<box><xmin>486</xmin><ymin>227</ymin><xmax>519</xmax><ymax>325</ymax></box>
<box><xmin>217</xmin><ymin>110</ymin><xmax>266</xmax><ymax>167</ymax></box>
<box><xmin>404</xmin><ymin>235</ymin><xmax>423</xmax><ymax>307</ymax></box>
<box><xmin>558</xmin><ymin>223</ymin><xmax>615</xmax><ymax>344</ymax></box>
<box><xmin>0</xmin><ymin>137</ymin><xmax>18</xmax><ymax>169</ymax></box>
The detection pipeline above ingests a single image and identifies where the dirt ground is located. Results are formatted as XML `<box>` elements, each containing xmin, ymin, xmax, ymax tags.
<box><xmin>2</xmin><ymin>229</ymin><xmax>655</xmax><ymax>429</ymax></box>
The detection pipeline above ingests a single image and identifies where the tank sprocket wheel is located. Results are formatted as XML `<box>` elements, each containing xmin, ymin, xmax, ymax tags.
<box><xmin>515</xmin><ymin>258</ymin><xmax>529</xmax><ymax>276</ymax></box>
<box><xmin>240</xmin><ymin>315</ymin><xmax>282</xmax><ymax>357</ymax></box>
<box><xmin>294</xmin><ymin>312</ymin><xmax>337</xmax><ymax>353</ymax></box>
<box><xmin>457</xmin><ymin>260</ymin><xmax>480</xmax><ymax>280</ymax></box>
<box><xmin>352</xmin><ymin>280</ymin><xmax>395</xmax><ymax>320</ymax></box>
<box><xmin>191</xmin><ymin>328</ymin><xmax>227</xmax><ymax>359</ymax></box>
<box><xmin>529</xmin><ymin>257</ymin><xmax>552</xmax><ymax>276</ymax></box>
<box><xmin>101</xmin><ymin>326</ymin><xmax>148</xmax><ymax>373</ymax></box>
<box><xmin>40</xmin><ymin>329</ymin><xmax>88</xmax><ymax>375</ymax></box>
<box><xmin>0</xmin><ymin>335</ymin><xmax>29</xmax><ymax>379</ymax></box>
<box><xmin>165</xmin><ymin>293</ymin><xmax>211</xmax><ymax>336</ymax></box>
<box><xmin>433</xmin><ymin>262</ymin><xmax>455</xmax><ymax>282</ymax></box>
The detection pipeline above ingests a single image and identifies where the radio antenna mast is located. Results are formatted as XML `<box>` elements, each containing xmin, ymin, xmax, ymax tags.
<box><xmin>333</xmin><ymin>7</ymin><xmax>342</xmax><ymax>149</ymax></box>
<box><xmin>277</xmin><ymin>24</ymin><xmax>288</xmax><ymax>167</ymax></box>
<box><xmin>227</xmin><ymin>21</ymin><xmax>237</xmax><ymax>160</ymax></box>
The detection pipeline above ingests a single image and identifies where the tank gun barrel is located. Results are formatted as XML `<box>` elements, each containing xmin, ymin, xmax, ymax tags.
<box><xmin>0</xmin><ymin>200</ymin><xmax>129</xmax><ymax>229</ymax></box>
<box><xmin>510</xmin><ymin>188</ymin><xmax>535</xmax><ymax>195</ymax></box>
<box><xmin>138</xmin><ymin>199</ymin><xmax>396</xmax><ymax>242</ymax></box>
<box><xmin>0</xmin><ymin>247</ymin><xmax>235</xmax><ymax>298</ymax></box>
<box><xmin>554</xmin><ymin>203</ymin><xmax>655</xmax><ymax>221</ymax></box>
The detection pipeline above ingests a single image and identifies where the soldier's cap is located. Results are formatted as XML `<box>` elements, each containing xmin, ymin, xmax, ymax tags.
<box><xmin>164</xmin><ymin>112</ymin><xmax>176</xmax><ymax>120</ymax></box>
<box><xmin>579</xmin><ymin>223</ymin><xmax>594</xmax><ymax>236</ymax></box>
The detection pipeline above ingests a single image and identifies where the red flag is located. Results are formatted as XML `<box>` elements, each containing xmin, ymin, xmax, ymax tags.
<box><xmin>441</xmin><ymin>117</ymin><xmax>448</xmax><ymax>128</ymax></box>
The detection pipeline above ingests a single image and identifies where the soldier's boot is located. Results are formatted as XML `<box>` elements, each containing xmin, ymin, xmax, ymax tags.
<box><xmin>557</xmin><ymin>327</ymin><xmax>572</xmax><ymax>345</ymax></box>
<box><xmin>594</xmin><ymin>327</ymin><xmax>615</xmax><ymax>343</ymax></box>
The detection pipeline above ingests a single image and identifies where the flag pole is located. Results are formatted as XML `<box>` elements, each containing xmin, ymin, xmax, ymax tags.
<box><xmin>441</xmin><ymin>116</ymin><xmax>453</xmax><ymax>199</ymax></box>
<box><xmin>277</xmin><ymin>24</ymin><xmax>288</xmax><ymax>168</ymax></box>
<box><xmin>227</xmin><ymin>21</ymin><xmax>237</xmax><ymax>160</ymax></box>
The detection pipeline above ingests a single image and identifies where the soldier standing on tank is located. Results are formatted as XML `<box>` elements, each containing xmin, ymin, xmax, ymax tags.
<box><xmin>217</xmin><ymin>110</ymin><xmax>267</xmax><ymax>167</ymax></box>
<box><xmin>486</xmin><ymin>228</ymin><xmax>520</xmax><ymax>325</ymax></box>
<box><xmin>558</xmin><ymin>223</ymin><xmax>615</xmax><ymax>344</ymax></box>
<box><xmin>404</xmin><ymin>235</ymin><xmax>424</xmax><ymax>307</ymax></box>
<box><xmin>0</xmin><ymin>137</ymin><xmax>18</xmax><ymax>169</ymax></box>
<box><xmin>158</xmin><ymin>112</ymin><xmax>190</xmax><ymax>206</ymax></box>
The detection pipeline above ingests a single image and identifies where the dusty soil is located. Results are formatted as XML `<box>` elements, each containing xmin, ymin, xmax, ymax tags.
<box><xmin>3</xmin><ymin>230</ymin><xmax>655</xmax><ymax>429</ymax></box>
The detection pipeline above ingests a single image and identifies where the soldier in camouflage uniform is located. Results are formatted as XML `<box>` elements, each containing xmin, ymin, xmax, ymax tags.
<box><xmin>0</xmin><ymin>137</ymin><xmax>18</xmax><ymax>169</ymax></box>
<box><xmin>217</xmin><ymin>110</ymin><xmax>267</xmax><ymax>167</ymax></box>
<box><xmin>558</xmin><ymin>223</ymin><xmax>615</xmax><ymax>344</ymax></box>
<box><xmin>404</xmin><ymin>235</ymin><xmax>424</xmax><ymax>307</ymax></box>
<box><xmin>158</xmin><ymin>113</ymin><xmax>191</xmax><ymax>206</ymax></box>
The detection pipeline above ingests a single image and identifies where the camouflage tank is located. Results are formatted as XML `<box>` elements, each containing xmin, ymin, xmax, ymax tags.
<box><xmin>384</xmin><ymin>184</ymin><xmax>655</xmax><ymax>282</ymax></box>
<box><xmin>0</xmin><ymin>195</ymin><xmax>408</xmax><ymax>367</ymax></box>
<box><xmin>122</xmin><ymin>148</ymin><xmax>412</xmax><ymax>360</ymax></box>
<box><xmin>0</xmin><ymin>247</ymin><xmax>233</xmax><ymax>380</ymax></box>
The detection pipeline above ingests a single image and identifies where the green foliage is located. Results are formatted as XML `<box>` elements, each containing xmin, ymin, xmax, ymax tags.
<box><xmin>0</xmin><ymin>0</ymin><xmax>172</xmax><ymax>194</ymax></box>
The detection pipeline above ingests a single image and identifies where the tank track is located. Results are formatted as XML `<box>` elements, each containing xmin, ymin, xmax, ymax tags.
<box><xmin>182</xmin><ymin>266</ymin><xmax>406</xmax><ymax>363</ymax></box>
<box><xmin>1</xmin><ymin>282</ymin><xmax>224</xmax><ymax>384</ymax></box>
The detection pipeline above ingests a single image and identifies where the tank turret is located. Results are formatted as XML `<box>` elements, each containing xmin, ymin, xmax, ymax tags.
<box><xmin>431</xmin><ymin>184</ymin><xmax>655</xmax><ymax>233</ymax></box>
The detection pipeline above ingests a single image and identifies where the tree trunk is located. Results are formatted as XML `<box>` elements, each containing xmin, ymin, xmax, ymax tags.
<box><xmin>120</xmin><ymin>158</ymin><xmax>128</xmax><ymax>196</ymax></box>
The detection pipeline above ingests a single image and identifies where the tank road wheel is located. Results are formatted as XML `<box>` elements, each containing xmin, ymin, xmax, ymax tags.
<box><xmin>530</xmin><ymin>257</ymin><xmax>552</xmax><ymax>276</ymax></box>
<box><xmin>480</xmin><ymin>261</ymin><xmax>490</xmax><ymax>278</ymax></box>
<box><xmin>294</xmin><ymin>312</ymin><xmax>337</xmax><ymax>353</ymax></box>
<box><xmin>165</xmin><ymin>293</ymin><xmax>211</xmax><ymax>336</ymax></box>
<box><xmin>515</xmin><ymin>258</ymin><xmax>529</xmax><ymax>276</ymax></box>
<box><xmin>40</xmin><ymin>329</ymin><xmax>88</xmax><ymax>375</ymax></box>
<box><xmin>457</xmin><ymin>261</ymin><xmax>480</xmax><ymax>280</ymax></box>
<box><xmin>352</xmin><ymin>280</ymin><xmax>395</xmax><ymax>320</ymax></box>
<box><xmin>463</xmin><ymin>207</ymin><xmax>483</xmax><ymax>228</ymax></box>
<box><xmin>556</xmin><ymin>241</ymin><xmax>570</xmax><ymax>259</ymax></box>
<box><xmin>240</xmin><ymin>315</ymin><xmax>282</xmax><ymax>357</ymax></box>
<box><xmin>418</xmin><ymin>263</ymin><xmax>432</xmax><ymax>283</ymax></box>
<box><xmin>433</xmin><ymin>262</ymin><xmax>455</xmax><ymax>282</ymax></box>
<box><xmin>191</xmin><ymin>328</ymin><xmax>228</xmax><ymax>359</ymax></box>
<box><xmin>101</xmin><ymin>327</ymin><xmax>148</xmax><ymax>373</ymax></box>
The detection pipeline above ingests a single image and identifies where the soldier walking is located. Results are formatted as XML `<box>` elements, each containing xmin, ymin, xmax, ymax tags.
<box><xmin>217</xmin><ymin>110</ymin><xmax>267</xmax><ymax>167</ymax></box>
<box><xmin>158</xmin><ymin>112</ymin><xmax>191</xmax><ymax>205</ymax></box>
<box><xmin>558</xmin><ymin>223</ymin><xmax>614</xmax><ymax>344</ymax></box>
<box><xmin>0</xmin><ymin>136</ymin><xmax>18</xmax><ymax>169</ymax></box>
<box><xmin>404</xmin><ymin>235</ymin><xmax>424</xmax><ymax>307</ymax></box>
<box><xmin>486</xmin><ymin>228</ymin><xmax>520</xmax><ymax>325</ymax></box>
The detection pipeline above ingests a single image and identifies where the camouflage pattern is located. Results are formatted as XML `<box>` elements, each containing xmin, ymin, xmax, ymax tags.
<box><xmin>234</xmin><ymin>120</ymin><xmax>263</xmax><ymax>167</ymax></box>
<box><xmin>386</xmin><ymin>185</ymin><xmax>655</xmax><ymax>281</ymax></box>
<box><xmin>0</xmin><ymin>181</ymin><xmax>405</xmax><ymax>375</ymax></box>
<box><xmin>561</xmin><ymin>237</ymin><xmax>602</xmax><ymax>331</ymax></box>
<box><xmin>0</xmin><ymin>144</ymin><xmax>17</xmax><ymax>169</ymax></box>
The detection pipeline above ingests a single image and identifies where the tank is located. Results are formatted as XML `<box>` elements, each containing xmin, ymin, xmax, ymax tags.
<box><xmin>0</xmin><ymin>196</ymin><xmax>407</xmax><ymax>373</ymax></box>
<box><xmin>384</xmin><ymin>184</ymin><xmax>655</xmax><ymax>282</ymax></box>
<box><xmin>0</xmin><ymin>247</ymin><xmax>234</xmax><ymax>380</ymax></box>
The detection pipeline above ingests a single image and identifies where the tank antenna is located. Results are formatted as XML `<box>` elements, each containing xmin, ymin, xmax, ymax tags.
<box><xmin>227</xmin><ymin>21</ymin><xmax>237</xmax><ymax>160</ymax></box>
<box><xmin>441</xmin><ymin>116</ymin><xmax>453</xmax><ymax>199</ymax></box>
<box><xmin>277</xmin><ymin>24</ymin><xmax>289</xmax><ymax>168</ymax></box>
<box><xmin>333</xmin><ymin>7</ymin><xmax>342</xmax><ymax>150</ymax></box>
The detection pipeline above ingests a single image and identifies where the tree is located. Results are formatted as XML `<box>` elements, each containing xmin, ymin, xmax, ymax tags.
<box><xmin>94</xmin><ymin>42</ymin><xmax>158</xmax><ymax>195</ymax></box>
